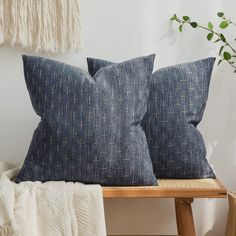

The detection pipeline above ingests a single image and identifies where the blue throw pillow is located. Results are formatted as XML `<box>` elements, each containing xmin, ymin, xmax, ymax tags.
<box><xmin>16</xmin><ymin>55</ymin><xmax>157</xmax><ymax>185</ymax></box>
<box><xmin>87</xmin><ymin>57</ymin><xmax>216</xmax><ymax>179</ymax></box>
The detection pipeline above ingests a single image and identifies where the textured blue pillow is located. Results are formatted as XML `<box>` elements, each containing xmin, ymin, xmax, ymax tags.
<box><xmin>16</xmin><ymin>55</ymin><xmax>157</xmax><ymax>185</ymax></box>
<box><xmin>87</xmin><ymin>57</ymin><xmax>216</xmax><ymax>179</ymax></box>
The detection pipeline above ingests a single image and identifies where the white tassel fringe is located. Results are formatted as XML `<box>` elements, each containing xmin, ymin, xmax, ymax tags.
<box><xmin>0</xmin><ymin>0</ymin><xmax>81</xmax><ymax>53</ymax></box>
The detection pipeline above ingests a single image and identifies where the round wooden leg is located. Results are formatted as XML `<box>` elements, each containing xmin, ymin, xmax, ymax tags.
<box><xmin>175</xmin><ymin>198</ymin><xmax>196</xmax><ymax>236</ymax></box>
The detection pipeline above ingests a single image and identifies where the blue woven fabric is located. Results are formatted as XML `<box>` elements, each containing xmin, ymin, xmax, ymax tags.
<box><xmin>16</xmin><ymin>55</ymin><xmax>157</xmax><ymax>185</ymax></box>
<box><xmin>87</xmin><ymin>57</ymin><xmax>216</xmax><ymax>179</ymax></box>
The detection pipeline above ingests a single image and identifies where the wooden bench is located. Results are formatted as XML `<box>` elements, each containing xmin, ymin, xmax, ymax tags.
<box><xmin>103</xmin><ymin>178</ymin><xmax>227</xmax><ymax>236</ymax></box>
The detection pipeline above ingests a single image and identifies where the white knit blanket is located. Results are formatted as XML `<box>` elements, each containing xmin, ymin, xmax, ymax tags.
<box><xmin>0</xmin><ymin>162</ymin><xmax>106</xmax><ymax>236</ymax></box>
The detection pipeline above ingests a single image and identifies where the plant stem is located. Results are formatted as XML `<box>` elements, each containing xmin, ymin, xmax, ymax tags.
<box><xmin>223</xmin><ymin>17</ymin><xmax>236</xmax><ymax>26</ymax></box>
<box><xmin>198</xmin><ymin>25</ymin><xmax>236</xmax><ymax>54</ymax></box>
<box><xmin>176</xmin><ymin>18</ymin><xmax>236</xmax><ymax>70</ymax></box>
<box><xmin>228</xmin><ymin>63</ymin><xmax>236</xmax><ymax>69</ymax></box>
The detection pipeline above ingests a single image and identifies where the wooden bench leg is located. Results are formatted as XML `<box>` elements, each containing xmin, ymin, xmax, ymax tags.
<box><xmin>175</xmin><ymin>198</ymin><xmax>196</xmax><ymax>236</ymax></box>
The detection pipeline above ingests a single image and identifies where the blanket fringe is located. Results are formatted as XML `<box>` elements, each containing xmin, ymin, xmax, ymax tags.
<box><xmin>0</xmin><ymin>0</ymin><xmax>81</xmax><ymax>53</ymax></box>
<box><xmin>0</xmin><ymin>224</ymin><xmax>14</xmax><ymax>236</ymax></box>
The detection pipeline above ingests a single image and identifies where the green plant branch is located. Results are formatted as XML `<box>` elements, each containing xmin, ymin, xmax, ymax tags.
<box><xmin>222</xmin><ymin>16</ymin><xmax>236</xmax><ymax>26</ymax></box>
<box><xmin>176</xmin><ymin>17</ymin><xmax>236</xmax><ymax>54</ymax></box>
<box><xmin>172</xmin><ymin>14</ymin><xmax>236</xmax><ymax>72</ymax></box>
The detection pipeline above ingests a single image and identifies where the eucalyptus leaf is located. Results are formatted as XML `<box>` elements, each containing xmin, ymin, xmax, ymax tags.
<box><xmin>207</xmin><ymin>32</ymin><xmax>214</xmax><ymax>41</ymax></box>
<box><xmin>208</xmin><ymin>22</ymin><xmax>213</xmax><ymax>29</ymax></box>
<box><xmin>183</xmin><ymin>16</ymin><xmax>190</xmax><ymax>21</ymax></box>
<box><xmin>170</xmin><ymin>14</ymin><xmax>177</xmax><ymax>21</ymax></box>
<box><xmin>214</xmin><ymin>39</ymin><xmax>221</xmax><ymax>43</ymax></box>
<box><xmin>170</xmin><ymin>12</ymin><xmax>236</xmax><ymax>73</ymax></box>
<box><xmin>179</xmin><ymin>25</ymin><xmax>183</xmax><ymax>32</ymax></box>
<box><xmin>219</xmin><ymin>45</ymin><xmax>224</xmax><ymax>56</ymax></box>
<box><xmin>223</xmin><ymin>51</ymin><xmax>232</xmax><ymax>60</ymax></box>
<box><xmin>190</xmin><ymin>22</ymin><xmax>198</xmax><ymax>28</ymax></box>
<box><xmin>217</xmin><ymin>12</ymin><xmax>224</xmax><ymax>17</ymax></box>
<box><xmin>220</xmin><ymin>34</ymin><xmax>226</xmax><ymax>42</ymax></box>
<box><xmin>220</xmin><ymin>21</ymin><xmax>229</xmax><ymax>29</ymax></box>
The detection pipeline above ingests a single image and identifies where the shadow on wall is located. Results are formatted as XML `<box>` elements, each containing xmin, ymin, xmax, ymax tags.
<box><xmin>139</xmin><ymin>1</ymin><xmax>234</xmax><ymax>235</ymax></box>
<box><xmin>203</xmin><ymin>199</ymin><xmax>228</xmax><ymax>236</ymax></box>
<box><xmin>199</xmin><ymin>66</ymin><xmax>236</xmax><ymax>236</ymax></box>
<box><xmin>203</xmin><ymin>68</ymin><xmax>236</xmax><ymax>190</ymax></box>
<box><xmin>155</xmin><ymin>2</ymin><xmax>233</xmax><ymax>235</ymax></box>
<box><xmin>104</xmin><ymin>198</ymin><xmax>177</xmax><ymax>235</ymax></box>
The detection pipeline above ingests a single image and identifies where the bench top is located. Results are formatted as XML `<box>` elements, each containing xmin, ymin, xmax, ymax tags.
<box><xmin>103</xmin><ymin>178</ymin><xmax>227</xmax><ymax>198</ymax></box>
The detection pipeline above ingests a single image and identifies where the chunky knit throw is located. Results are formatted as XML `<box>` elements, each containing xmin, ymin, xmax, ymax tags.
<box><xmin>0</xmin><ymin>162</ymin><xmax>106</xmax><ymax>236</ymax></box>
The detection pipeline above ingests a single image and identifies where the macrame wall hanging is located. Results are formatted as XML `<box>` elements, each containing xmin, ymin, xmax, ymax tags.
<box><xmin>0</xmin><ymin>0</ymin><xmax>81</xmax><ymax>53</ymax></box>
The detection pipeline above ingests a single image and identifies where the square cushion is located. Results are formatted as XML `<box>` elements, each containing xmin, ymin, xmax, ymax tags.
<box><xmin>16</xmin><ymin>55</ymin><xmax>157</xmax><ymax>185</ymax></box>
<box><xmin>87</xmin><ymin>57</ymin><xmax>216</xmax><ymax>179</ymax></box>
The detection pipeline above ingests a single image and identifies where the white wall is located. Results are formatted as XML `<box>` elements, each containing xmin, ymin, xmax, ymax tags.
<box><xmin>0</xmin><ymin>0</ymin><xmax>235</xmax><ymax>235</ymax></box>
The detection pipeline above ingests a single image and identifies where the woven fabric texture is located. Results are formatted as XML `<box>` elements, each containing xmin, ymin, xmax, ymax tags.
<box><xmin>87</xmin><ymin>57</ymin><xmax>216</xmax><ymax>179</ymax></box>
<box><xmin>16</xmin><ymin>55</ymin><xmax>157</xmax><ymax>186</ymax></box>
<box><xmin>158</xmin><ymin>179</ymin><xmax>220</xmax><ymax>189</ymax></box>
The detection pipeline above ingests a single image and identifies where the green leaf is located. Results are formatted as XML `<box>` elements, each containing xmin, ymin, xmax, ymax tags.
<box><xmin>214</xmin><ymin>39</ymin><xmax>221</xmax><ymax>43</ymax></box>
<box><xmin>208</xmin><ymin>22</ymin><xmax>213</xmax><ymax>29</ymax></box>
<box><xmin>220</xmin><ymin>34</ymin><xmax>226</xmax><ymax>42</ymax></box>
<box><xmin>179</xmin><ymin>25</ymin><xmax>183</xmax><ymax>32</ymax></box>
<box><xmin>217</xmin><ymin>12</ymin><xmax>224</xmax><ymax>17</ymax></box>
<box><xmin>218</xmin><ymin>60</ymin><xmax>223</xmax><ymax>66</ymax></box>
<box><xmin>190</xmin><ymin>22</ymin><xmax>198</xmax><ymax>28</ymax></box>
<box><xmin>223</xmin><ymin>51</ymin><xmax>232</xmax><ymax>60</ymax></box>
<box><xmin>220</xmin><ymin>21</ymin><xmax>229</xmax><ymax>29</ymax></box>
<box><xmin>183</xmin><ymin>16</ymin><xmax>190</xmax><ymax>21</ymax></box>
<box><xmin>219</xmin><ymin>45</ymin><xmax>224</xmax><ymax>55</ymax></box>
<box><xmin>170</xmin><ymin>14</ymin><xmax>177</xmax><ymax>21</ymax></box>
<box><xmin>207</xmin><ymin>32</ymin><xmax>214</xmax><ymax>41</ymax></box>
